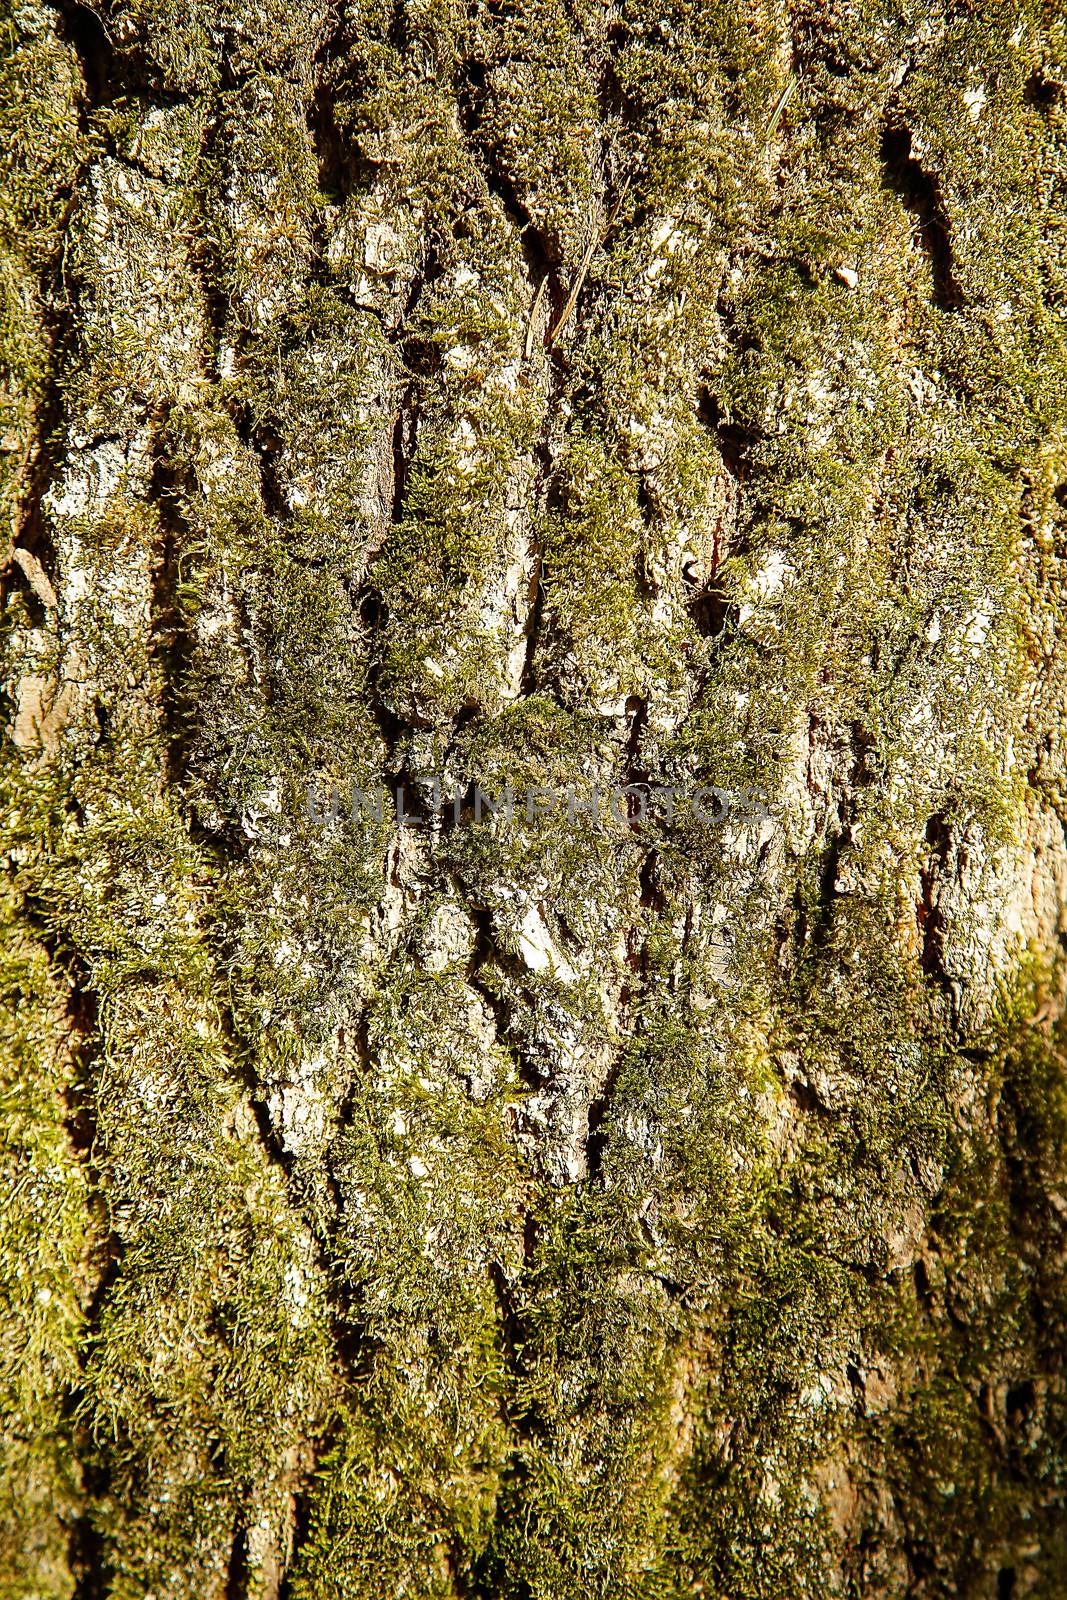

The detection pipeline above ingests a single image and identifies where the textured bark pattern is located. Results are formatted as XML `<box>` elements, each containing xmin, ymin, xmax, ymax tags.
<box><xmin>3</xmin><ymin>1</ymin><xmax>1067</xmax><ymax>1596</ymax></box>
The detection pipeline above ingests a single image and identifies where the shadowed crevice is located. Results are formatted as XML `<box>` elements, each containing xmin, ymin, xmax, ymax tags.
<box><xmin>466</xmin><ymin>904</ymin><xmax>544</xmax><ymax>1092</ymax></box>
<box><xmin>880</xmin><ymin>123</ymin><xmax>965</xmax><ymax>312</ymax></box>
<box><xmin>1025</xmin><ymin>72</ymin><xmax>1062</xmax><ymax>111</ymax></box>
<box><xmin>225</xmin><ymin>1517</ymin><xmax>249</xmax><ymax>1600</ymax></box>
<box><xmin>390</xmin><ymin>382</ymin><xmax>419</xmax><ymax>526</ymax></box>
<box><xmin>918</xmin><ymin>811</ymin><xmax>953</xmax><ymax>997</ymax></box>
<box><xmin>68</xmin><ymin>1497</ymin><xmax>110</xmax><ymax>1600</ymax></box>
<box><xmin>584</xmin><ymin>1050</ymin><xmax>625</xmax><ymax>1180</ymax></box>
<box><xmin>696</xmin><ymin>386</ymin><xmax>755</xmax><ymax>481</ymax></box>
<box><xmin>453</xmin><ymin>56</ymin><xmax>563</xmax><ymax>323</ymax></box>
<box><xmin>48</xmin><ymin>0</ymin><xmax>116</xmax><ymax>107</ymax></box>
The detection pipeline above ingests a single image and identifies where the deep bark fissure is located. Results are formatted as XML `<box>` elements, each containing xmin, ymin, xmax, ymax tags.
<box><xmin>918</xmin><ymin>811</ymin><xmax>954</xmax><ymax>1004</ymax></box>
<box><xmin>47</xmin><ymin>0</ymin><xmax>116</xmax><ymax>109</ymax></box>
<box><xmin>516</xmin><ymin>437</ymin><xmax>558</xmax><ymax>697</ymax></box>
<box><xmin>453</xmin><ymin>55</ymin><xmax>564</xmax><ymax>320</ymax></box>
<box><xmin>224</xmin><ymin>1517</ymin><xmax>249</xmax><ymax>1600</ymax></box>
<box><xmin>68</xmin><ymin>1492</ymin><xmax>110</xmax><ymax>1600</ymax></box>
<box><xmin>390</xmin><ymin>381</ymin><xmax>419</xmax><ymax>526</ymax></box>
<box><xmin>466</xmin><ymin>904</ymin><xmax>544</xmax><ymax>1094</ymax></box>
<box><xmin>880</xmin><ymin>122</ymin><xmax>965</xmax><ymax>312</ymax></box>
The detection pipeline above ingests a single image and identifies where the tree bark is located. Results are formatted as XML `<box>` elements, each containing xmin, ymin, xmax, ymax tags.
<box><xmin>3</xmin><ymin>1</ymin><xmax>1067</xmax><ymax>1596</ymax></box>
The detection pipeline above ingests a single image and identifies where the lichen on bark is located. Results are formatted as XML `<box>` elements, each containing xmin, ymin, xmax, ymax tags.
<box><xmin>3</xmin><ymin>0</ymin><xmax>1067</xmax><ymax>1596</ymax></box>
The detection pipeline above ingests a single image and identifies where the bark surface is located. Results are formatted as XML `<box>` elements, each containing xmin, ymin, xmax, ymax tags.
<box><xmin>3</xmin><ymin>1</ymin><xmax>1067</xmax><ymax>1596</ymax></box>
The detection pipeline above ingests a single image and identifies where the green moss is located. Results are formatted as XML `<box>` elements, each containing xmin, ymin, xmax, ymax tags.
<box><xmin>0</xmin><ymin>863</ymin><xmax>94</xmax><ymax>1599</ymax></box>
<box><xmin>858</xmin><ymin>982</ymin><xmax>1067</xmax><ymax>1596</ymax></box>
<box><xmin>5</xmin><ymin>0</ymin><xmax>1067</xmax><ymax>1593</ymax></box>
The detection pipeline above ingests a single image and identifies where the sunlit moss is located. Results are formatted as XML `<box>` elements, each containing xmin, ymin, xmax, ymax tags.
<box><xmin>4</xmin><ymin>0</ymin><xmax>1067</xmax><ymax>1593</ymax></box>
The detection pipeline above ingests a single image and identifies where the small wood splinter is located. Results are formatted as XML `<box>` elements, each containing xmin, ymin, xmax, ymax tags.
<box><xmin>765</xmin><ymin>71</ymin><xmax>799</xmax><ymax>143</ymax></box>
<box><xmin>524</xmin><ymin>274</ymin><xmax>549</xmax><ymax>361</ymax></box>
<box><xmin>545</xmin><ymin>177</ymin><xmax>632</xmax><ymax>349</ymax></box>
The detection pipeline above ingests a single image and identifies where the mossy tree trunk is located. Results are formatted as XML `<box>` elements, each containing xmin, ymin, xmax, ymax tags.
<box><xmin>3</xmin><ymin>1</ymin><xmax>1067</xmax><ymax>1596</ymax></box>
